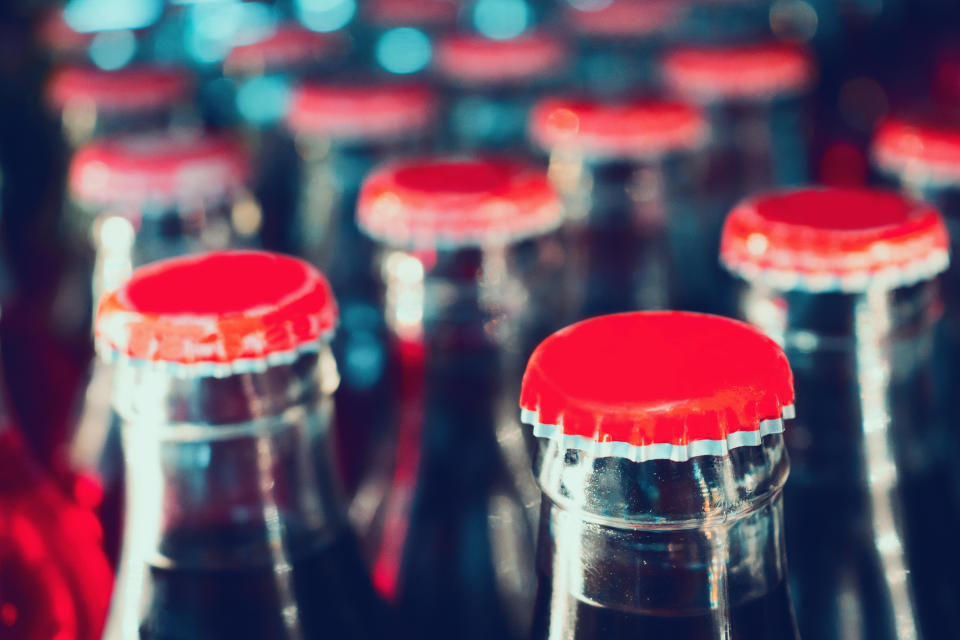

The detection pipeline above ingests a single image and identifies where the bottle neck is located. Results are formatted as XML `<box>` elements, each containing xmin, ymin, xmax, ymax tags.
<box><xmin>378</xmin><ymin>238</ymin><xmax>561</xmax><ymax>358</ymax></box>
<box><xmin>107</xmin><ymin>348</ymin><xmax>346</xmax><ymax>637</ymax></box>
<box><xmin>533</xmin><ymin>436</ymin><xmax>796</xmax><ymax>639</ymax></box>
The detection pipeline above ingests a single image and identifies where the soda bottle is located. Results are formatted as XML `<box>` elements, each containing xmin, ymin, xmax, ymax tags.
<box><xmin>357</xmin><ymin>0</ymin><xmax>459</xmax><ymax>76</ymax></box>
<box><xmin>528</xmin><ymin>97</ymin><xmax>709</xmax><ymax>317</ymax></box>
<box><xmin>96</xmin><ymin>250</ymin><xmax>384</xmax><ymax>640</ymax></box>
<box><xmin>221</xmin><ymin>22</ymin><xmax>345</xmax><ymax>251</ymax></box>
<box><xmin>520</xmin><ymin>311</ymin><xmax>801</xmax><ymax>639</ymax></box>
<box><xmin>433</xmin><ymin>32</ymin><xmax>569</xmax><ymax>152</ymax></box>
<box><xmin>720</xmin><ymin>187</ymin><xmax>959</xmax><ymax>639</ymax></box>
<box><xmin>561</xmin><ymin>0</ymin><xmax>690</xmax><ymax>98</ymax></box>
<box><xmin>284</xmin><ymin>81</ymin><xmax>437</xmax><ymax>490</ymax></box>
<box><xmin>660</xmin><ymin>41</ymin><xmax>815</xmax><ymax>313</ymax></box>
<box><xmin>0</xmin><ymin>372</ymin><xmax>113</xmax><ymax>640</ymax></box>
<box><xmin>353</xmin><ymin>156</ymin><xmax>565</xmax><ymax>640</ymax></box>
<box><xmin>45</xmin><ymin>64</ymin><xmax>193</xmax><ymax>149</ymax></box>
<box><xmin>60</xmin><ymin>131</ymin><xmax>255</xmax><ymax>564</ymax></box>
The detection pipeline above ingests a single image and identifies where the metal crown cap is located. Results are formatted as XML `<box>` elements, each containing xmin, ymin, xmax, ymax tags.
<box><xmin>69</xmin><ymin>131</ymin><xmax>250</xmax><ymax>211</ymax></box>
<box><xmin>520</xmin><ymin>312</ymin><xmax>795</xmax><ymax>463</ymax></box>
<box><xmin>662</xmin><ymin>42</ymin><xmax>815</xmax><ymax>101</ymax></box>
<box><xmin>873</xmin><ymin>114</ymin><xmax>960</xmax><ymax>186</ymax></box>
<box><xmin>286</xmin><ymin>82</ymin><xmax>436</xmax><ymax>142</ymax></box>
<box><xmin>224</xmin><ymin>24</ymin><xmax>341</xmax><ymax>76</ymax></box>
<box><xmin>358</xmin><ymin>156</ymin><xmax>562</xmax><ymax>249</ymax></box>
<box><xmin>96</xmin><ymin>251</ymin><xmax>337</xmax><ymax>377</ymax></box>
<box><xmin>565</xmin><ymin>0</ymin><xmax>690</xmax><ymax>38</ymax></box>
<box><xmin>529</xmin><ymin>97</ymin><xmax>708</xmax><ymax>160</ymax></box>
<box><xmin>46</xmin><ymin>64</ymin><xmax>191</xmax><ymax>113</ymax></box>
<box><xmin>433</xmin><ymin>33</ymin><xmax>568</xmax><ymax>85</ymax></box>
<box><xmin>721</xmin><ymin>188</ymin><xmax>949</xmax><ymax>293</ymax></box>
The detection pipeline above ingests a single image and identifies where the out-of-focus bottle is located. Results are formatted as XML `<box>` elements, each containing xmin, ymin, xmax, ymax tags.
<box><xmin>0</xmin><ymin>364</ymin><xmax>113</xmax><ymax>640</ymax></box>
<box><xmin>721</xmin><ymin>187</ymin><xmax>959</xmax><ymax>640</ymax></box>
<box><xmin>284</xmin><ymin>81</ymin><xmax>437</xmax><ymax>491</ymax></box>
<box><xmin>45</xmin><ymin>64</ymin><xmax>193</xmax><ymax>149</ymax></box>
<box><xmin>433</xmin><ymin>32</ymin><xmax>569</xmax><ymax>151</ymax></box>
<box><xmin>358</xmin><ymin>0</ymin><xmax>460</xmax><ymax>77</ymax></box>
<box><xmin>529</xmin><ymin>97</ymin><xmax>709</xmax><ymax>317</ymax></box>
<box><xmin>660</xmin><ymin>41</ymin><xmax>815</xmax><ymax>312</ymax></box>
<box><xmin>561</xmin><ymin>0</ymin><xmax>690</xmax><ymax>97</ymax></box>
<box><xmin>351</xmin><ymin>156</ymin><xmax>565</xmax><ymax>640</ymax></box>
<box><xmin>520</xmin><ymin>311</ymin><xmax>801</xmax><ymax>639</ymax></box>
<box><xmin>96</xmin><ymin>250</ymin><xmax>386</xmax><ymax>640</ymax></box>
<box><xmin>59</xmin><ymin>131</ymin><xmax>256</xmax><ymax>565</ymax></box>
<box><xmin>221</xmin><ymin>23</ymin><xmax>345</xmax><ymax>251</ymax></box>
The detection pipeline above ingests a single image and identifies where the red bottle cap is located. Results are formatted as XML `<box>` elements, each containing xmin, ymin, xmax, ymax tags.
<box><xmin>286</xmin><ymin>82</ymin><xmax>436</xmax><ymax>142</ymax></box>
<box><xmin>357</xmin><ymin>156</ymin><xmax>562</xmax><ymax>248</ymax></box>
<box><xmin>225</xmin><ymin>24</ymin><xmax>340</xmax><ymax>75</ymax></box>
<box><xmin>529</xmin><ymin>97</ymin><xmax>708</xmax><ymax>159</ymax></box>
<box><xmin>721</xmin><ymin>188</ymin><xmax>949</xmax><ymax>292</ymax></box>
<box><xmin>872</xmin><ymin>114</ymin><xmax>960</xmax><ymax>186</ymax></box>
<box><xmin>37</xmin><ymin>9</ymin><xmax>95</xmax><ymax>55</ymax></box>
<box><xmin>520</xmin><ymin>312</ymin><xmax>794</xmax><ymax>462</ymax></box>
<box><xmin>96</xmin><ymin>251</ymin><xmax>337</xmax><ymax>376</ymax></box>
<box><xmin>662</xmin><ymin>43</ymin><xmax>815</xmax><ymax>101</ymax></box>
<box><xmin>365</xmin><ymin>0</ymin><xmax>459</xmax><ymax>26</ymax></box>
<box><xmin>69</xmin><ymin>132</ymin><xmax>251</xmax><ymax>211</ymax></box>
<box><xmin>565</xmin><ymin>0</ymin><xmax>689</xmax><ymax>38</ymax></box>
<box><xmin>434</xmin><ymin>33</ymin><xmax>568</xmax><ymax>85</ymax></box>
<box><xmin>46</xmin><ymin>64</ymin><xmax>191</xmax><ymax>113</ymax></box>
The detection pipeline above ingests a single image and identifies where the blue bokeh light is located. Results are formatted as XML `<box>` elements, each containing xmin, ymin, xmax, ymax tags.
<box><xmin>236</xmin><ymin>75</ymin><xmax>292</xmax><ymax>126</ymax></box>
<box><xmin>64</xmin><ymin>0</ymin><xmax>163</xmax><ymax>32</ymax></box>
<box><xmin>473</xmin><ymin>0</ymin><xmax>530</xmax><ymax>40</ymax></box>
<box><xmin>376</xmin><ymin>28</ymin><xmax>432</xmax><ymax>75</ymax></box>
<box><xmin>89</xmin><ymin>30</ymin><xmax>137</xmax><ymax>69</ymax></box>
<box><xmin>295</xmin><ymin>0</ymin><xmax>356</xmax><ymax>33</ymax></box>
<box><xmin>185</xmin><ymin>2</ymin><xmax>276</xmax><ymax>65</ymax></box>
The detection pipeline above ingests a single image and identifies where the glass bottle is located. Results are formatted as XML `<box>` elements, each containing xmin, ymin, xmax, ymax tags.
<box><xmin>45</xmin><ymin>64</ymin><xmax>193</xmax><ymax>150</ymax></box>
<box><xmin>520</xmin><ymin>311</ymin><xmax>801</xmax><ymax>639</ymax></box>
<box><xmin>352</xmin><ymin>156</ymin><xmax>566</xmax><ymax>640</ymax></box>
<box><xmin>284</xmin><ymin>81</ymin><xmax>437</xmax><ymax>491</ymax></box>
<box><xmin>58</xmin><ymin>131</ymin><xmax>257</xmax><ymax>565</ymax></box>
<box><xmin>97</xmin><ymin>250</ymin><xmax>384</xmax><ymax>640</ymax></box>
<box><xmin>220</xmin><ymin>23</ymin><xmax>345</xmax><ymax>252</ymax></box>
<box><xmin>561</xmin><ymin>0</ymin><xmax>690</xmax><ymax>98</ymax></box>
<box><xmin>432</xmin><ymin>32</ymin><xmax>570</xmax><ymax>152</ymax></box>
<box><xmin>0</xmin><ymin>366</ymin><xmax>113</xmax><ymax>640</ymax></box>
<box><xmin>659</xmin><ymin>41</ymin><xmax>815</xmax><ymax>313</ymax></box>
<box><xmin>529</xmin><ymin>97</ymin><xmax>709</xmax><ymax>317</ymax></box>
<box><xmin>721</xmin><ymin>187</ymin><xmax>959</xmax><ymax>639</ymax></box>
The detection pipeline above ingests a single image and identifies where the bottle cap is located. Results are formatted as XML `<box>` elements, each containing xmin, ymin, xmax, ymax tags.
<box><xmin>365</xmin><ymin>0</ymin><xmax>459</xmax><ymax>26</ymax></box>
<box><xmin>529</xmin><ymin>97</ymin><xmax>708</xmax><ymax>159</ymax></box>
<box><xmin>565</xmin><ymin>0</ymin><xmax>689</xmax><ymax>38</ymax></box>
<box><xmin>358</xmin><ymin>156</ymin><xmax>562</xmax><ymax>248</ymax></box>
<box><xmin>69</xmin><ymin>131</ymin><xmax>250</xmax><ymax>212</ymax></box>
<box><xmin>96</xmin><ymin>251</ymin><xmax>337</xmax><ymax>377</ymax></box>
<box><xmin>721</xmin><ymin>188</ymin><xmax>949</xmax><ymax>292</ymax></box>
<box><xmin>37</xmin><ymin>9</ymin><xmax>95</xmax><ymax>56</ymax></box>
<box><xmin>287</xmin><ymin>82</ymin><xmax>436</xmax><ymax>142</ymax></box>
<box><xmin>224</xmin><ymin>24</ymin><xmax>340</xmax><ymax>76</ymax></box>
<box><xmin>520</xmin><ymin>312</ymin><xmax>794</xmax><ymax>462</ymax></box>
<box><xmin>662</xmin><ymin>42</ymin><xmax>814</xmax><ymax>101</ymax></box>
<box><xmin>433</xmin><ymin>33</ymin><xmax>568</xmax><ymax>85</ymax></box>
<box><xmin>872</xmin><ymin>114</ymin><xmax>960</xmax><ymax>186</ymax></box>
<box><xmin>46</xmin><ymin>64</ymin><xmax>191</xmax><ymax>113</ymax></box>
